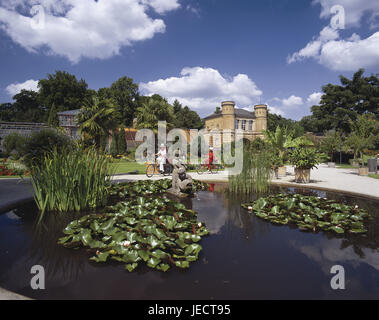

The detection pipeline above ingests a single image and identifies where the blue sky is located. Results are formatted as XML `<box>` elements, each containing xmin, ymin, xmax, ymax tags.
<box><xmin>0</xmin><ymin>0</ymin><xmax>378</xmax><ymax>120</ymax></box>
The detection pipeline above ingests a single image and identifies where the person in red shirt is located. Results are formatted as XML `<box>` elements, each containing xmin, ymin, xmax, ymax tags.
<box><xmin>207</xmin><ymin>147</ymin><xmax>214</xmax><ymax>172</ymax></box>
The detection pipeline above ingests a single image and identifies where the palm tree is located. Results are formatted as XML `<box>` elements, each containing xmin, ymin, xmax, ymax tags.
<box><xmin>77</xmin><ymin>97</ymin><xmax>121</xmax><ymax>149</ymax></box>
<box><xmin>263</xmin><ymin>126</ymin><xmax>294</xmax><ymax>161</ymax></box>
<box><xmin>135</xmin><ymin>96</ymin><xmax>175</xmax><ymax>133</ymax></box>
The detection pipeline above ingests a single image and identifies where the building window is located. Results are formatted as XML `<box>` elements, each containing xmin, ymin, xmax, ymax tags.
<box><xmin>248</xmin><ymin>120</ymin><xmax>253</xmax><ymax>131</ymax></box>
<box><xmin>235</xmin><ymin>120</ymin><xmax>240</xmax><ymax>129</ymax></box>
<box><xmin>241</xmin><ymin>120</ymin><xmax>246</xmax><ymax>131</ymax></box>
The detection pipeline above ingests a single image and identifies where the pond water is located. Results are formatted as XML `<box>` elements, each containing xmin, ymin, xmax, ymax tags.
<box><xmin>0</xmin><ymin>184</ymin><xmax>378</xmax><ymax>300</ymax></box>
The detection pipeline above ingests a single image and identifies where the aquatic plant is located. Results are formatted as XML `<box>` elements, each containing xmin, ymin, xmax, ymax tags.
<box><xmin>229</xmin><ymin>147</ymin><xmax>272</xmax><ymax>194</ymax></box>
<box><xmin>242</xmin><ymin>193</ymin><xmax>371</xmax><ymax>234</ymax></box>
<box><xmin>31</xmin><ymin>147</ymin><xmax>113</xmax><ymax>220</ymax></box>
<box><xmin>58</xmin><ymin>180</ymin><xmax>210</xmax><ymax>272</ymax></box>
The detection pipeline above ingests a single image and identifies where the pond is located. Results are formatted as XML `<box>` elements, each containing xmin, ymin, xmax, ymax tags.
<box><xmin>0</xmin><ymin>184</ymin><xmax>378</xmax><ymax>300</ymax></box>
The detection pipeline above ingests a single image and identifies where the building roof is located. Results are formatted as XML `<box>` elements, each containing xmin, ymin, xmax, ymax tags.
<box><xmin>57</xmin><ymin>109</ymin><xmax>81</xmax><ymax>116</ymax></box>
<box><xmin>204</xmin><ymin>108</ymin><xmax>256</xmax><ymax>120</ymax></box>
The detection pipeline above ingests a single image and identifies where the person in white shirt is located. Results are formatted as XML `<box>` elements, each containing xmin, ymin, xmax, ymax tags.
<box><xmin>156</xmin><ymin>144</ymin><xmax>167</xmax><ymax>173</ymax></box>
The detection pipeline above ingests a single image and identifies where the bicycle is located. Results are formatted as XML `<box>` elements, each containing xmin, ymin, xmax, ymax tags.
<box><xmin>146</xmin><ymin>161</ymin><xmax>173</xmax><ymax>178</ymax></box>
<box><xmin>196</xmin><ymin>162</ymin><xmax>221</xmax><ymax>175</ymax></box>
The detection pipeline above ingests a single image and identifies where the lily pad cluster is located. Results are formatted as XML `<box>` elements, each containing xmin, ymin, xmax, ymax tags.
<box><xmin>58</xmin><ymin>180</ymin><xmax>210</xmax><ymax>272</ymax></box>
<box><xmin>109</xmin><ymin>179</ymin><xmax>209</xmax><ymax>200</ymax></box>
<box><xmin>242</xmin><ymin>193</ymin><xmax>371</xmax><ymax>234</ymax></box>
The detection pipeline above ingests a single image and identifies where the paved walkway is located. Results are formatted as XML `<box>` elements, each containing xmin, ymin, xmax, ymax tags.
<box><xmin>112</xmin><ymin>165</ymin><xmax>379</xmax><ymax>200</ymax></box>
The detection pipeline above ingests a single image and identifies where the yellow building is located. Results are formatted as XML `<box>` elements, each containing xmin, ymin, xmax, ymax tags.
<box><xmin>203</xmin><ymin>101</ymin><xmax>267</xmax><ymax>146</ymax></box>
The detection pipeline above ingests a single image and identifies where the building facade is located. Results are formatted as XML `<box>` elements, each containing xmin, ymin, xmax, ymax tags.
<box><xmin>203</xmin><ymin>101</ymin><xmax>267</xmax><ymax>146</ymax></box>
<box><xmin>57</xmin><ymin>109</ymin><xmax>81</xmax><ymax>139</ymax></box>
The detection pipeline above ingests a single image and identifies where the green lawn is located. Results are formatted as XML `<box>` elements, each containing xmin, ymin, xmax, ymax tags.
<box><xmin>110</xmin><ymin>160</ymin><xmax>146</xmax><ymax>175</ymax></box>
<box><xmin>336</xmin><ymin>164</ymin><xmax>356</xmax><ymax>169</ymax></box>
<box><xmin>368</xmin><ymin>174</ymin><xmax>379</xmax><ymax>179</ymax></box>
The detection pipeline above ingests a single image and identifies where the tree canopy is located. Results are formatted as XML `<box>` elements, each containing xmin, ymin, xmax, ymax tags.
<box><xmin>302</xmin><ymin>69</ymin><xmax>379</xmax><ymax>135</ymax></box>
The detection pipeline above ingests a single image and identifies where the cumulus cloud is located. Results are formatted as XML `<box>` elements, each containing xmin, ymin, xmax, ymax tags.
<box><xmin>282</xmin><ymin>95</ymin><xmax>303</xmax><ymax>108</ymax></box>
<box><xmin>307</xmin><ymin>92</ymin><xmax>323</xmax><ymax>105</ymax></box>
<box><xmin>289</xmin><ymin>0</ymin><xmax>379</xmax><ymax>70</ymax></box>
<box><xmin>0</xmin><ymin>0</ymin><xmax>180</xmax><ymax>63</ymax></box>
<box><xmin>5</xmin><ymin>79</ymin><xmax>39</xmax><ymax>96</ymax></box>
<box><xmin>140</xmin><ymin>67</ymin><xmax>263</xmax><ymax>115</ymax></box>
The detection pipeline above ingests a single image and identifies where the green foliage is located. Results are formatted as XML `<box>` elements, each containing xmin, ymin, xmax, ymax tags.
<box><xmin>268</xmin><ymin>113</ymin><xmax>305</xmax><ymax>137</ymax></box>
<box><xmin>21</xmin><ymin>129</ymin><xmax>73</xmax><ymax>168</ymax></box>
<box><xmin>343</xmin><ymin>114</ymin><xmax>378</xmax><ymax>165</ymax></box>
<box><xmin>117</xmin><ymin>127</ymin><xmax>127</xmax><ymax>155</ymax></box>
<box><xmin>242</xmin><ymin>193</ymin><xmax>371</xmax><ymax>234</ymax></box>
<box><xmin>302</xmin><ymin>69</ymin><xmax>379</xmax><ymax>134</ymax></box>
<box><xmin>288</xmin><ymin>148</ymin><xmax>323</xmax><ymax>170</ymax></box>
<box><xmin>321</xmin><ymin>130</ymin><xmax>343</xmax><ymax>162</ymax></box>
<box><xmin>30</xmin><ymin>147</ymin><xmax>113</xmax><ymax>220</ymax></box>
<box><xmin>264</xmin><ymin>125</ymin><xmax>294</xmax><ymax>163</ymax></box>
<box><xmin>58</xmin><ymin>179</ymin><xmax>210</xmax><ymax>272</ymax></box>
<box><xmin>2</xmin><ymin>132</ymin><xmax>26</xmax><ymax>158</ymax></box>
<box><xmin>110</xmin><ymin>131</ymin><xmax>118</xmax><ymax>157</ymax></box>
<box><xmin>172</xmin><ymin>100</ymin><xmax>203</xmax><ymax>129</ymax></box>
<box><xmin>77</xmin><ymin>96</ymin><xmax>121</xmax><ymax>148</ymax></box>
<box><xmin>38</xmin><ymin>71</ymin><xmax>90</xmax><ymax>119</ymax></box>
<box><xmin>229</xmin><ymin>145</ymin><xmax>272</xmax><ymax>194</ymax></box>
<box><xmin>0</xmin><ymin>90</ymin><xmax>46</xmax><ymax>123</ymax></box>
<box><xmin>135</xmin><ymin>95</ymin><xmax>175</xmax><ymax>131</ymax></box>
<box><xmin>98</xmin><ymin>77</ymin><xmax>140</xmax><ymax>127</ymax></box>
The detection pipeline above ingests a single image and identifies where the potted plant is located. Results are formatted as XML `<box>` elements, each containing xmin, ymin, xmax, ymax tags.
<box><xmin>343</xmin><ymin>115</ymin><xmax>376</xmax><ymax>176</ymax></box>
<box><xmin>263</xmin><ymin>126</ymin><xmax>292</xmax><ymax>177</ymax></box>
<box><xmin>289</xmin><ymin>148</ymin><xmax>322</xmax><ymax>183</ymax></box>
<box><xmin>269</xmin><ymin>153</ymin><xmax>283</xmax><ymax>179</ymax></box>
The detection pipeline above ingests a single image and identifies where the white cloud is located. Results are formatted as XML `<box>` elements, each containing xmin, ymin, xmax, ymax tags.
<box><xmin>289</xmin><ymin>1</ymin><xmax>379</xmax><ymax>71</ymax></box>
<box><xmin>307</xmin><ymin>92</ymin><xmax>323</xmax><ymax>105</ymax></box>
<box><xmin>140</xmin><ymin>67</ymin><xmax>263</xmax><ymax>115</ymax></box>
<box><xmin>0</xmin><ymin>0</ymin><xmax>180</xmax><ymax>63</ymax></box>
<box><xmin>142</xmin><ymin>0</ymin><xmax>180</xmax><ymax>14</ymax></box>
<box><xmin>287</xmin><ymin>26</ymin><xmax>339</xmax><ymax>64</ymax></box>
<box><xmin>5</xmin><ymin>79</ymin><xmax>39</xmax><ymax>96</ymax></box>
<box><xmin>282</xmin><ymin>95</ymin><xmax>303</xmax><ymax>108</ymax></box>
<box><xmin>319</xmin><ymin>32</ymin><xmax>379</xmax><ymax>71</ymax></box>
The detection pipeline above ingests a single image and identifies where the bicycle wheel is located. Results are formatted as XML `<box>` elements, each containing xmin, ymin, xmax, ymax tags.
<box><xmin>164</xmin><ymin>164</ymin><xmax>173</xmax><ymax>176</ymax></box>
<box><xmin>211</xmin><ymin>164</ymin><xmax>219</xmax><ymax>174</ymax></box>
<box><xmin>196</xmin><ymin>164</ymin><xmax>205</xmax><ymax>175</ymax></box>
<box><xmin>146</xmin><ymin>164</ymin><xmax>155</xmax><ymax>178</ymax></box>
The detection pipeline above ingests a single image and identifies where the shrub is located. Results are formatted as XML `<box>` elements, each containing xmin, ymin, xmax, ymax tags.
<box><xmin>21</xmin><ymin>129</ymin><xmax>73</xmax><ymax>168</ymax></box>
<box><xmin>110</xmin><ymin>131</ymin><xmax>118</xmax><ymax>158</ymax></box>
<box><xmin>117</xmin><ymin>127</ymin><xmax>127</xmax><ymax>155</ymax></box>
<box><xmin>2</xmin><ymin>132</ymin><xmax>26</xmax><ymax>158</ymax></box>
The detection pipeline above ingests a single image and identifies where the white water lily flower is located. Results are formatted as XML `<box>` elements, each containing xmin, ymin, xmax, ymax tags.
<box><xmin>122</xmin><ymin>241</ymin><xmax>131</xmax><ymax>247</ymax></box>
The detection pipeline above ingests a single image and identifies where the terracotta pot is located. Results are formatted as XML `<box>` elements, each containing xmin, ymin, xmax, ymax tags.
<box><xmin>277</xmin><ymin>166</ymin><xmax>286</xmax><ymax>177</ymax></box>
<box><xmin>294</xmin><ymin>168</ymin><xmax>311</xmax><ymax>183</ymax></box>
<box><xmin>328</xmin><ymin>162</ymin><xmax>336</xmax><ymax>168</ymax></box>
<box><xmin>358</xmin><ymin>167</ymin><xmax>369</xmax><ymax>176</ymax></box>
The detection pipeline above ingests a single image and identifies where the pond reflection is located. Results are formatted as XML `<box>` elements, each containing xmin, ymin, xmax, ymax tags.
<box><xmin>0</xmin><ymin>185</ymin><xmax>378</xmax><ymax>299</ymax></box>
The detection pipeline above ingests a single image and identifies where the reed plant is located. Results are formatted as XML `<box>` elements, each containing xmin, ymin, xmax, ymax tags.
<box><xmin>30</xmin><ymin>147</ymin><xmax>113</xmax><ymax>221</ymax></box>
<box><xmin>229</xmin><ymin>145</ymin><xmax>272</xmax><ymax>194</ymax></box>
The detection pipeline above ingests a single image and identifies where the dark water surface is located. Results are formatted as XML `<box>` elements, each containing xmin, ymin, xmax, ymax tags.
<box><xmin>0</xmin><ymin>184</ymin><xmax>378</xmax><ymax>300</ymax></box>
